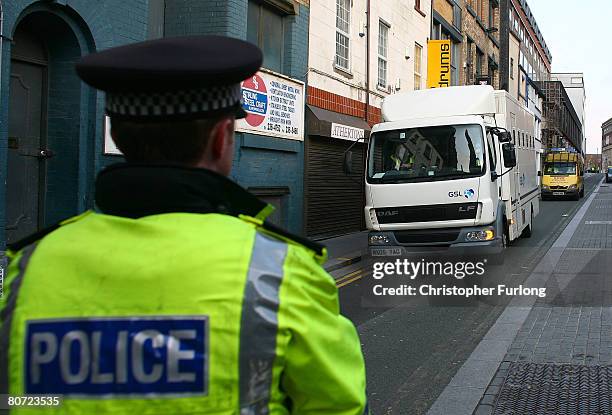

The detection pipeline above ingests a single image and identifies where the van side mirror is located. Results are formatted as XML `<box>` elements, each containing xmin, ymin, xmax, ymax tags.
<box><xmin>502</xmin><ymin>143</ymin><xmax>517</xmax><ymax>168</ymax></box>
<box><xmin>537</xmin><ymin>170</ymin><xmax>542</xmax><ymax>177</ymax></box>
<box><xmin>343</xmin><ymin>151</ymin><xmax>353</xmax><ymax>175</ymax></box>
<box><xmin>488</xmin><ymin>127</ymin><xmax>512</xmax><ymax>143</ymax></box>
<box><xmin>498</xmin><ymin>131</ymin><xmax>512</xmax><ymax>143</ymax></box>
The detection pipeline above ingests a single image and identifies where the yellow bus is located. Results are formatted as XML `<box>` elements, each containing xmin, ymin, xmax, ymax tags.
<box><xmin>541</xmin><ymin>151</ymin><xmax>584</xmax><ymax>200</ymax></box>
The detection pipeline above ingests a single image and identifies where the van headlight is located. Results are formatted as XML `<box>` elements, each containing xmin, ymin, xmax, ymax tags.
<box><xmin>541</xmin><ymin>185</ymin><xmax>549</xmax><ymax>190</ymax></box>
<box><xmin>568</xmin><ymin>184</ymin><xmax>577</xmax><ymax>189</ymax></box>
<box><xmin>465</xmin><ymin>229</ymin><xmax>495</xmax><ymax>242</ymax></box>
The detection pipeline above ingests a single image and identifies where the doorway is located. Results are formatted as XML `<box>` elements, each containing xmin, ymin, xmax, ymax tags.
<box><xmin>6</xmin><ymin>26</ymin><xmax>48</xmax><ymax>243</ymax></box>
<box><xmin>6</xmin><ymin>12</ymin><xmax>85</xmax><ymax>244</ymax></box>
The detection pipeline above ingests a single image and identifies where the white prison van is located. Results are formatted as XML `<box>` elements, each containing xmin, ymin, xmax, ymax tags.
<box><xmin>360</xmin><ymin>85</ymin><xmax>539</xmax><ymax>260</ymax></box>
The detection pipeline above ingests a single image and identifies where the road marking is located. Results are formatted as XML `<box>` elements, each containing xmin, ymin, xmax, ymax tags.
<box><xmin>584</xmin><ymin>221</ymin><xmax>612</xmax><ymax>225</ymax></box>
<box><xmin>337</xmin><ymin>271</ymin><xmax>364</xmax><ymax>288</ymax></box>
<box><xmin>335</xmin><ymin>268</ymin><xmax>363</xmax><ymax>286</ymax></box>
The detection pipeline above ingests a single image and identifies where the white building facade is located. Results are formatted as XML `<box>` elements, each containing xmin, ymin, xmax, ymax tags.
<box><xmin>305</xmin><ymin>0</ymin><xmax>431</xmax><ymax>238</ymax></box>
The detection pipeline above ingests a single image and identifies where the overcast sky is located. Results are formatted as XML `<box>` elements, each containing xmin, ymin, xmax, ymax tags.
<box><xmin>527</xmin><ymin>0</ymin><xmax>610</xmax><ymax>154</ymax></box>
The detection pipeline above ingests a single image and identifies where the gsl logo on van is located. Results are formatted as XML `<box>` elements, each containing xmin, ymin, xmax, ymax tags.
<box><xmin>448</xmin><ymin>189</ymin><xmax>476</xmax><ymax>199</ymax></box>
<box><xmin>25</xmin><ymin>316</ymin><xmax>207</xmax><ymax>396</ymax></box>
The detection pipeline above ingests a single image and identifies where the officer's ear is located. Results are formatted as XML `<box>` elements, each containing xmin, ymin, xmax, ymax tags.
<box><xmin>209</xmin><ymin>117</ymin><xmax>235</xmax><ymax>160</ymax></box>
<box><xmin>206</xmin><ymin>116</ymin><xmax>235</xmax><ymax>176</ymax></box>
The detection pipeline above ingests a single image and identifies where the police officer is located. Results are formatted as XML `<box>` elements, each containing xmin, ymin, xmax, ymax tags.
<box><xmin>0</xmin><ymin>36</ymin><xmax>368</xmax><ymax>414</ymax></box>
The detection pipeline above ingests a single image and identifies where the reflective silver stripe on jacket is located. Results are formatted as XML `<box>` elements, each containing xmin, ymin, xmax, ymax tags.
<box><xmin>239</xmin><ymin>232</ymin><xmax>288</xmax><ymax>415</ymax></box>
<box><xmin>0</xmin><ymin>243</ymin><xmax>38</xmax><ymax>393</ymax></box>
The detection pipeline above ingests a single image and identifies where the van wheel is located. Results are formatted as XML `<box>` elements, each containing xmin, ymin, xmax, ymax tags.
<box><xmin>580</xmin><ymin>187</ymin><xmax>585</xmax><ymax>198</ymax></box>
<box><xmin>491</xmin><ymin>224</ymin><xmax>508</xmax><ymax>265</ymax></box>
<box><xmin>488</xmin><ymin>218</ymin><xmax>510</xmax><ymax>265</ymax></box>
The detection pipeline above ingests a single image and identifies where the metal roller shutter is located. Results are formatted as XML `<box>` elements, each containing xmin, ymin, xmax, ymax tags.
<box><xmin>305</xmin><ymin>136</ymin><xmax>366</xmax><ymax>239</ymax></box>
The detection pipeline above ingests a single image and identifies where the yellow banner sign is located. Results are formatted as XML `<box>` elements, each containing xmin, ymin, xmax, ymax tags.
<box><xmin>427</xmin><ymin>40</ymin><xmax>452</xmax><ymax>88</ymax></box>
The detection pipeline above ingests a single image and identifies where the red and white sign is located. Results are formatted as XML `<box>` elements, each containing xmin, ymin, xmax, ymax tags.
<box><xmin>237</xmin><ymin>70</ymin><xmax>304</xmax><ymax>141</ymax></box>
<box><xmin>242</xmin><ymin>74</ymin><xmax>268</xmax><ymax>128</ymax></box>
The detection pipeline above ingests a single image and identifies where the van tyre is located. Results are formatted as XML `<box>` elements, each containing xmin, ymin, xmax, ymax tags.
<box><xmin>490</xmin><ymin>222</ymin><xmax>508</xmax><ymax>265</ymax></box>
<box><xmin>580</xmin><ymin>187</ymin><xmax>585</xmax><ymax>198</ymax></box>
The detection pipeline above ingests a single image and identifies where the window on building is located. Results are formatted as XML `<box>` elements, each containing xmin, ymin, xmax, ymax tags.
<box><xmin>488</xmin><ymin>1</ymin><xmax>495</xmax><ymax>28</ymax></box>
<box><xmin>453</xmin><ymin>3</ymin><xmax>462</xmax><ymax>29</ymax></box>
<box><xmin>510</xmin><ymin>58</ymin><xmax>514</xmax><ymax>79</ymax></box>
<box><xmin>247</xmin><ymin>1</ymin><xmax>284</xmax><ymax>73</ymax></box>
<box><xmin>466</xmin><ymin>38</ymin><xmax>474</xmax><ymax>83</ymax></box>
<box><xmin>414</xmin><ymin>43</ymin><xmax>423</xmax><ymax>90</ymax></box>
<box><xmin>335</xmin><ymin>0</ymin><xmax>351</xmax><ymax>71</ymax></box>
<box><xmin>423</xmin><ymin>144</ymin><xmax>432</xmax><ymax>160</ymax></box>
<box><xmin>451</xmin><ymin>40</ymin><xmax>459</xmax><ymax>86</ymax></box>
<box><xmin>476</xmin><ymin>48</ymin><xmax>485</xmax><ymax>77</ymax></box>
<box><xmin>378</xmin><ymin>21</ymin><xmax>389</xmax><ymax>88</ymax></box>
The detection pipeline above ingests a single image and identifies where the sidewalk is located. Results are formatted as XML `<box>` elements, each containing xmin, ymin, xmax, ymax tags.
<box><xmin>429</xmin><ymin>179</ymin><xmax>612</xmax><ymax>415</ymax></box>
<box><xmin>320</xmin><ymin>230</ymin><xmax>369</xmax><ymax>273</ymax></box>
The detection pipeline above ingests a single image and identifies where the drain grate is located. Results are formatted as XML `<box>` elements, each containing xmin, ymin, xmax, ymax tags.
<box><xmin>493</xmin><ymin>363</ymin><xmax>612</xmax><ymax>415</ymax></box>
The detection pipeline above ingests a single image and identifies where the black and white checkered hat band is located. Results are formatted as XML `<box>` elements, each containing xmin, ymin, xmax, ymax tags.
<box><xmin>106</xmin><ymin>84</ymin><xmax>242</xmax><ymax>118</ymax></box>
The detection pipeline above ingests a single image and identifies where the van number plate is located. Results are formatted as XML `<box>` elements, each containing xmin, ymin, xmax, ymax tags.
<box><xmin>371</xmin><ymin>248</ymin><xmax>402</xmax><ymax>256</ymax></box>
<box><xmin>553</xmin><ymin>191</ymin><xmax>565</xmax><ymax>196</ymax></box>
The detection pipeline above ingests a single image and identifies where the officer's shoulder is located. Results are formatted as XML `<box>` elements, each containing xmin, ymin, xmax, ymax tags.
<box><xmin>258</xmin><ymin>220</ymin><xmax>326</xmax><ymax>259</ymax></box>
<box><xmin>7</xmin><ymin>211</ymin><xmax>92</xmax><ymax>253</ymax></box>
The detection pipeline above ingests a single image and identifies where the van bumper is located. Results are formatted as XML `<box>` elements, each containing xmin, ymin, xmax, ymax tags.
<box><xmin>541</xmin><ymin>188</ymin><xmax>579</xmax><ymax>198</ymax></box>
<box><xmin>368</xmin><ymin>225</ymin><xmax>504</xmax><ymax>259</ymax></box>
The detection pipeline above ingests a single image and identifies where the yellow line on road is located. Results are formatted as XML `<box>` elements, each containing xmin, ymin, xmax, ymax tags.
<box><xmin>334</xmin><ymin>268</ymin><xmax>363</xmax><ymax>285</ymax></box>
<box><xmin>337</xmin><ymin>272</ymin><xmax>364</xmax><ymax>288</ymax></box>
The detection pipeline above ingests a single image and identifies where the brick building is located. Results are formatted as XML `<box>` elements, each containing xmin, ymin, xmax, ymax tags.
<box><xmin>585</xmin><ymin>154</ymin><xmax>601</xmax><ymax>173</ymax></box>
<box><xmin>305</xmin><ymin>0</ymin><xmax>430</xmax><ymax>238</ymax></box>
<box><xmin>0</xmin><ymin>0</ymin><xmax>310</xmax><ymax>254</ymax></box>
<box><xmin>602</xmin><ymin>118</ymin><xmax>612</xmax><ymax>170</ymax></box>
<box><xmin>431</xmin><ymin>0</ymin><xmax>500</xmax><ymax>88</ymax></box>
<box><xmin>499</xmin><ymin>0</ymin><xmax>550</xmax><ymax>143</ymax></box>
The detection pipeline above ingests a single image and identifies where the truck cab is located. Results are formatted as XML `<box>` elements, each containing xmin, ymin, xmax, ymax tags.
<box><xmin>363</xmin><ymin>86</ymin><xmax>536</xmax><ymax>259</ymax></box>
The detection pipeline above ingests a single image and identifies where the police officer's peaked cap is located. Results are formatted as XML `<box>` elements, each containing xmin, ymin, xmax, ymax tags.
<box><xmin>76</xmin><ymin>35</ymin><xmax>263</xmax><ymax>121</ymax></box>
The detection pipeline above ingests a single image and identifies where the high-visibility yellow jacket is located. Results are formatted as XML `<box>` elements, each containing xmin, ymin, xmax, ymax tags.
<box><xmin>0</xmin><ymin>164</ymin><xmax>367</xmax><ymax>415</ymax></box>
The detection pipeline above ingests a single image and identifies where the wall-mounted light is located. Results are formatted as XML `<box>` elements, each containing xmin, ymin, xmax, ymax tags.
<box><xmin>485</xmin><ymin>27</ymin><xmax>499</xmax><ymax>34</ymax></box>
<box><xmin>405</xmin><ymin>47</ymin><xmax>411</xmax><ymax>59</ymax></box>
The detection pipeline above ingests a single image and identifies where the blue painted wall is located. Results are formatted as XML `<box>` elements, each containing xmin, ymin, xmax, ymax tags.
<box><xmin>0</xmin><ymin>0</ymin><xmax>309</xmax><ymax>250</ymax></box>
<box><xmin>164</xmin><ymin>0</ymin><xmax>310</xmax><ymax>234</ymax></box>
<box><xmin>0</xmin><ymin>0</ymin><xmax>150</xmax><ymax>249</ymax></box>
